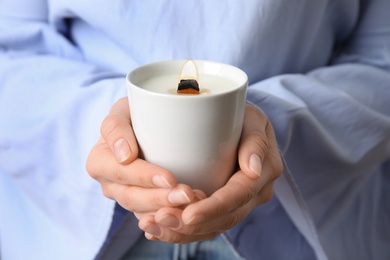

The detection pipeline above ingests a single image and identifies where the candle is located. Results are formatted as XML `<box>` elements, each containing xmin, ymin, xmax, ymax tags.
<box><xmin>127</xmin><ymin>60</ymin><xmax>248</xmax><ymax>195</ymax></box>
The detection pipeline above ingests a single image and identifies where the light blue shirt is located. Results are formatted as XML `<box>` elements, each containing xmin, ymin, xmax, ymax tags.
<box><xmin>1</xmin><ymin>0</ymin><xmax>389</xmax><ymax>259</ymax></box>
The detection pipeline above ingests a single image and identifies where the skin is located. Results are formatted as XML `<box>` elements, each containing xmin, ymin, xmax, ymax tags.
<box><xmin>86</xmin><ymin>97</ymin><xmax>283</xmax><ymax>243</ymax></box>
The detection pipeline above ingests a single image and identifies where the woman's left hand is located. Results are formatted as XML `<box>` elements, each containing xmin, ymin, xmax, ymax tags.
<box><xmin>138</xmin><ymin>103</ymin><xmax>283</xmax><ymax>243</ymax></box>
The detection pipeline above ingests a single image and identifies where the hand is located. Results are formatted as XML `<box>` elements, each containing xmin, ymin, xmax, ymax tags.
<box><xmin>138</xmin><ymin>103</ymin><xmax>283</xmax><ymax>243</ymax></box>
<box><xmin>86</xmin><ymin>97</ymin><xmax>201</xmax><ymax>216</ymax></box>
<box><xmin>86</xmin><ymin>98</ymin><xmax>283</xmax><ymax>243</ymax></box>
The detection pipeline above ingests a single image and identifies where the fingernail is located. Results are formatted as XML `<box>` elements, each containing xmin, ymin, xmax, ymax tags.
<box><xmin>145</xmin><ymin>232</ymin><xmax>155</xmax><ymax>240</ymax></box>
<box><xmin>168</xmin><ymin>189</ymin><xmax>191</xmax><ymax>204</ymax></box>
<box><xmin>114</xmin><ymin>138</ymin><xmax>131</xmax><ymax>163</ymax></box>
<box><xmin>157</xmin><ymin>214</ymin><xmax>180</xmax><ymax>229</ymax></box>
<box><xmin>249</xmin><ymin>154</ymin><xmax>262</xmax><ymax>177</ymax></box>
<box><xmin>193</xmin><ymin>190</ymin><xmax>207</xmax><ymax>200</ymax></box>
<box><xmin>144</xmin><ymin>223</ymin><xmax>161</xmax><ymax>237</ymax></box>
<box><xmin>152</xmin><ymin>175</ymin><xmax>172</xmax><ymax>188</ymax></box>
<box><xmin>184</xmin><ymin>214</ymin><xmax>205</xmax><ymax>225</ymax></box>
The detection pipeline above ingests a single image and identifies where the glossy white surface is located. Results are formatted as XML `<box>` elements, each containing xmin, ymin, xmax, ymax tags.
<box><xmin>127</xmin><ymin>60</ymin><xmax>247</xmax><ymax>195</ymax></box>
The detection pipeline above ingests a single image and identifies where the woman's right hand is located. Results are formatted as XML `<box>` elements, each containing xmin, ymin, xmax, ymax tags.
<box><xmin>86</xmin><ymin>97</ymin><xmax>201</xmax><ymax>217</ymax></box>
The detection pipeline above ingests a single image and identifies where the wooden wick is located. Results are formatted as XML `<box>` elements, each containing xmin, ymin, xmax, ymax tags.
<box><xmin>177</xmin><ymin>59</ymin><xmax>200</xmax><ymax>94</ymax></box>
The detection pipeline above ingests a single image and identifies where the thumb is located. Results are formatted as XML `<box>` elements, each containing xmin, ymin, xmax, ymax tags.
<box><xmin>238</xmin><ymin>104</ymin><xmax>270</xmax><ymax>179</ymax></box>
<box><xmin>100</xmin><ymin>97</ymin><xmax>139</xmax><ymax>164</ymax></box>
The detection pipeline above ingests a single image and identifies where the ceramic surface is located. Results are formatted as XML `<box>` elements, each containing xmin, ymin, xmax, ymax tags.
<box><xmin>127</xmin><ymin>60</ymin><xmax>247</xmax><ymax>195</ymax></box>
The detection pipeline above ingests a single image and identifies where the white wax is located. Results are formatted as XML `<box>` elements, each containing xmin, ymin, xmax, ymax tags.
<box><xmin>138</xmin><ymin>74</ymin><xmax>238</xmax><ymax>95</ymax></box>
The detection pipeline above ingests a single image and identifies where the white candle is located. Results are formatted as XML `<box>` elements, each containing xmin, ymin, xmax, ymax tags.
<box><xmin>127</xmin><ymin>60</ymin><xmax>248</xmax><ymax>195</ymax></box>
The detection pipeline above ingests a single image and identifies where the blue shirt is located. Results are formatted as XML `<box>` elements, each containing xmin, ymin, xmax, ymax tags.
<box><xmin>1</xmin><ymin>0</ymin><xmax>389</xmax><ymax>259</ymax></box>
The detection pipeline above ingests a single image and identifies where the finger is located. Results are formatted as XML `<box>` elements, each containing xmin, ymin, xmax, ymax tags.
<box><xmin>238</xmin><ymin>103</ymin><xmax>270</xmax><ymax>179</ymax></box>
<box><xmin>152</xmin><ymin>193</ymin><xmax>207</xmax><ymax>231</ymax></box>
<box><xmin>193</xmin><ymin>189</ymin><xmax>207</xmax><ymax>200</ymax></box>
<box><xmin>255</xmin><ymin>181</ymin><xmax>274</xmax><ymax>205</ymax></box>
<box><xmin>149</xmin><ymin>197</ymin><xmax>258</xmax><ymax>242</ymax></box>
<box><xmin>100</xmin><ymin>97</ymin><xmax>138</xmax><ymax>164</ymax></box>
<box><xmin>133</xmin><ymin>189</ymin><xmax>206</xmax><ymax>220</ymax></box>
<box><xmin>134</xmin><ymin>212</ymin><xmax>154</xmax><ymax>220</ymax></box>
<box><xmin>181</xmin><ymin>145</ymin><xmax>281</xmax><ymax>226</ymax></box>
<box><xmin>263</xmin><ymin>122</ymin><xmax>284</xmax><ymax>180</ymax></box>
<box><xmin>154</xmin><ymin>181</ymin><xmax>274</xmax><ymax>237</ymax></box>
<box><xmin>139</xmin><ymin>214</ymin><xmax>220</xmax><ymax>244</ymax></box>
<box><xmin>155</xmin><ymin>202</ymin><xmax>248</xmax><ymax>236</ymax></box>
<box><xmin>104</xmin><ymin>183</ymin><xmax>195</xmax><ymax>212</ymax></box>
<box><xmin>181</xmin><ymin>169</ymin><xmax>269</xmax><ymax>225</ymax></box>
<box><xmin>144</xmin><ymin>230</ymin><xmax>220</xmax><ymax>244</ymax></box>
<box><xmin>134</xmin><ymin>190</ymin><xmax>206</xmax><ymax>226</ymax></box>
<box><xmin>87</xmin><ymin>141</ymin><xmax>177</xmax><ymax>188</ymax></box>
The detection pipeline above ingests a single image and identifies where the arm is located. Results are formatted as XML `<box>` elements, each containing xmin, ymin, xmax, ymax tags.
<box><xmin>245</xmin><ymin>0</ymin><xmax>390</xmax><ymax>258</ymax></box>
<box><xmin>0</xmin><ymin>2</ymin><xmax>126</xmax><ymax>259</ymax></box>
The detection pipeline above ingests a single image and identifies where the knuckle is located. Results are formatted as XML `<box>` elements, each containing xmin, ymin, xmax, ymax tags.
<box><xmin>164</xmin><ymin>232</ymin><xmax>185</xmax><ymax>244</ymax></box>
<box><xmin>119</xmin><ymin>191</ymin><xmax>136</xmax><ymax>212</ymax></box>
<box><xmin>189</xmin><ymin>223</ymin><xmax>207</xmax><ymax>234</ymax></box>
<box><xmin>167</xmin><ymin>234</ymin><xmax>193</xmax><ymax>244</ymax></box>
<box><xmin>86</xmin><ymin>160</ymin><xmax>97</xmax><ymax>180</ymax></box>
<box><xmin>86</xmin><ymin>153</ymin><xmax>103</xmax><ymax>181</ymax></box>
<box><xmin>239</xmin><ymin>181</ymin><xmax>258</xmax><ymax>204</ymax></box>
<box><xmin>224</xmin><ymin>180</ymin><xmax>257</xmax><ymax>207</ymax></box>
<box><xmin>208</xmin><ymin>195</ymin><xmax>231</xmax><ymax>218</ymax></box>
<box><xmin>270</xmin><ymin>152</ymin><xmax>283</xmax><ymax>180</ymax></box>
<box><xmin>243</xmin><ymin>187</ymin><xmax>256</xmax><ymax>205</ymax></box>
<box><xmin>152</xmin><ymin>192</ymin><xmax>165</xmax><ymax>208</ymax></box>
<box><xmin>166</xmin><ymin>231</ymin><xmax>220</xmax><ymax>243</ymax></box>
<box><xmin>275</xmin><ymin>161</ymin><xmax>283</xmax><ymax>179</ymax></box>
<box><xmin>257</xmin><ymin>184</ymin><xmax>274</xmax><ymax>205</ymax></box>
<box><xmin>263</xmin><ymin>190</ymin><xmax>273</xmax><ymax>203</ymax></box>
<box><xmin>100</xmin><ymin>115</ymin><xmax>122</xmax><ymax>141</ymax></box>
<box><xmin>112</xmin><ymin>164</ymin><xmax>125</xmax><ymax>184</ymax></box>
<box><xmin>223</xmin><ymin>214</ymin><xmax>241</xmax><ymax>230</ymax></box>
<box><xmin>244</xmin><ymin>129</ymin><xmax>270</xmax><ymax>156</ymax></box>
<box><xmin>101</xmin><ymin>186</ymin><xmax>114</xmax><ymax>200</ymax></box>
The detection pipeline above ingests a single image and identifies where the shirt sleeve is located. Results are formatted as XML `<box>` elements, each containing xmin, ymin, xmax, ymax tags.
<box><xmin>246</xmin><ymin>0</ymin><xmax>390</xmax><ymax>259</ymax></box>
<box><xmin>0</xmin><ymin>2</ymin><xmax>122</xmax><ymax>259</ymax></box>
<box><xmin>0</xmin><ymin>0</ymin><xmax>47</xmax><ymax>20</ymax></box>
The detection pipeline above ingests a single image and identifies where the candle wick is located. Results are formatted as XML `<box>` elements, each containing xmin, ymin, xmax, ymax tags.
<box><xmin>177</xmin><ymin>59</ymin><xmax>200</xmax><ymax>94</ymax></box>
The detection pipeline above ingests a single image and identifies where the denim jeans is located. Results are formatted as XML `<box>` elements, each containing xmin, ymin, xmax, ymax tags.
<box><xmin>121</xmin><ymin>234</ymin><xmax>244</xmax><ymax>260</ymax></box>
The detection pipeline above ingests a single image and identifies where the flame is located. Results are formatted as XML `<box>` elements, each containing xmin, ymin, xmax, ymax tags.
<box><xmin>179</xmin><ymin>59</ymin><xmax>199</xmax><ymax>81</ymax></box>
